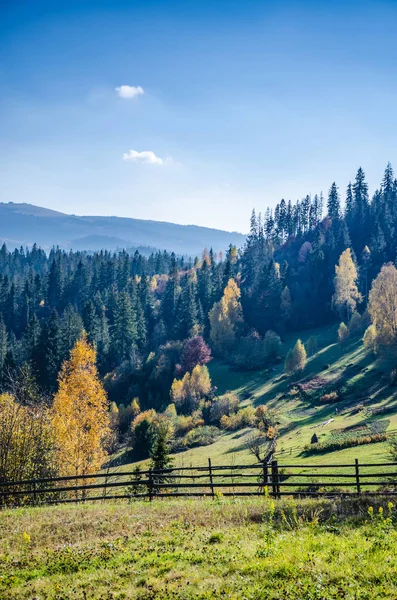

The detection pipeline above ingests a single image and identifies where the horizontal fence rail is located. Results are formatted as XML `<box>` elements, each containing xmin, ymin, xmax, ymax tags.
<box><xmin>2</xmin><ymin>459</ymin><xmax>397</xmax><ymax>507</ymax></box>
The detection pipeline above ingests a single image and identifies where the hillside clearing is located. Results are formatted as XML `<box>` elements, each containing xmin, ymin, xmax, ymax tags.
<box><xmin>109</xmin><ymin>325</ymin><xmax>397</xmax><ymax>476</ymax></box>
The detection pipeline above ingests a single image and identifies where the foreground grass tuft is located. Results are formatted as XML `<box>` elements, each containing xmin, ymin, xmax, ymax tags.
<box><xmin>2</xmin><ymin>497</ymin><xmax>397</xmax><ymax>599</ymax></box>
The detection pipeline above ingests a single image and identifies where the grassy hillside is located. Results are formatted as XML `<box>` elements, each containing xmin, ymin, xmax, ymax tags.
<box><xmin>2</xmin><ymin>497</ymin><xmax>397</xmax><ymax>599</ymax></box>
<box><xmin>112</xmin><ymin>324</ymin><xmax>397</xmax><ymax>475</ymax></box>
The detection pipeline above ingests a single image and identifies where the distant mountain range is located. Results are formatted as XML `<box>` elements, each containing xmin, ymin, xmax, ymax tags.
<box><xmin>0</xmin><ymin>203</ymin><xmax>246</xmax><ymax>256</ymax></box>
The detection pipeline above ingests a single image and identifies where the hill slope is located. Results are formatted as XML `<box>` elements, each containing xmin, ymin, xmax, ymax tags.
<box><xmin>0</xmin><ymin>203</ymin><xmax>246</xmax><ymax>255</ymax></box>
<box><xmin>112</xmin><ymin>325</ymin><xmax>397</xmax><ymax>474</ymax></box>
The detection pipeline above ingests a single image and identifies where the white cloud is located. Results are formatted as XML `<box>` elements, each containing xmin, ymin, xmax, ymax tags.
<box><xmin>122</xmin><ymin>150</ymin><xmax>172</xmax><ymax>165</ymax></box>
<box><xmin>115</xmin><ymin>85</ymin><xmax>144</xmax><ymax>99</ymax></box>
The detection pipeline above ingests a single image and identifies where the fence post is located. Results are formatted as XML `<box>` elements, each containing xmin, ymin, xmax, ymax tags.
<box><xmin>208</xmin><ymin>458</ymin><xmax>215</xmax><ymax>498</ymax></box>
<box><xmin>262</xmin><ymin>461</ymin><xmax>268</xmax><ymax>494</ymax></box>
<box><xmin>355</xmin><ymin>458</ymin><xmax>361</xmax><ymax>495</ymax></box>
<box><xmin>271</xmin><ymin>460</ymin><xmax>279</xmax><ymax>498</ymax></box>
<box><xmin>148</xmin><ymin>468</ymin><xmax>153</xmax><ymax>502</ymax></box>
<box><xmin>33</xmin><ymin>480</ymin><xmax>37</xmax><ymax>505</ymax></box>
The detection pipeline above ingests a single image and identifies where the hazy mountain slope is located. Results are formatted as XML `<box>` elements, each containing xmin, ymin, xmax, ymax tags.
<box><xmin>0</xmin><ymin>203</ymin><xmax>246</xmax><ymax>255</ymax></box>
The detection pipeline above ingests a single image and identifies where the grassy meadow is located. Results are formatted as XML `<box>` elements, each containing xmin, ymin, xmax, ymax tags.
<box><xmin>2</xmin><ymin>496</ymin><xmax>397</xmax><ymax>599</ymax></box>
<box><xmin>109</xmin><ymin>324</ymin><xmax>397</xmax><ymax>481</ymax></box>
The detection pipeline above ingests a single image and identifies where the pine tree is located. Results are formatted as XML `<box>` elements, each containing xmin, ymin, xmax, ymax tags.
<box><xmin>160</xmin><ymin>254</ymin><xmax>179</xmax><ymax>338</ymax></box>
<box><xmin>47</xmin><ymin>258</ymin><xmax>62</xmax><ymax>310</ymax></box>
<box><xmin>111</xmin><ymin>291</ymin><xmax>137</xmax><ymax>362</ymax></box>
<box><xmin>35</xmin><ymin>309</ymin><xmax>62</xmax><ymax>391</ymax></box>
<box><xmin>0</xmin><ymin>316</ymin><xmax>8</xmax><ymax>381</ymax></box>
<box><xmin>150</xmin><ymin>418</ymin><xmax>173</xmax><ymax>483</ymax></box>
<box><xmin>60</xmin><ymin>304</ymin><xmax>84</xmax><ymax>358</ymax></box>
<box><xmin>83</xmin><ymin>300</ymin><xmax>100</xmax><ymax>346</ymax></box>
<box><xmin>351</xmin><ymin>167</ymin><xmax>370</xmax><ymax>254</ymax></box>
<box><xmin>97</xmin><ymin>305</ymin><xmax>110</xmax><ymax>371</ymax></box>
<box><xmin>327</xmin><ymin>182</ymin><xmax>340</xmax><ymax>221</ymax></box>
<box><xmin>176</xmin><ymin>278</ymin><xmax>198</xmax><ymax>339</ymax></box>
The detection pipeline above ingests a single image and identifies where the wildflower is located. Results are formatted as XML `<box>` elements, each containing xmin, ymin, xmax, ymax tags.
<box><xmin>388</xmin><ymin>501</ymin><xmax>394</xmax><ymax>512</ymax></box>
<box><xmin>23</xmin><ymin>531</ymin><xmax>31</xmax><ymax>544</ymax></box>
<box><xmin>368</xmin><ymin>506</ymin><xmax>374</xmax><ymax>518</ymax></box>
<box><xmin>378</xmin><ymin>506</ymin><xmax>384</xmax><ymax>516</ymax></box>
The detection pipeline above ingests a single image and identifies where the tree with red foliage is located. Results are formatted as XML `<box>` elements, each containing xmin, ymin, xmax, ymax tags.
<box><xmin>181</xmin><ymin>336</ymin><xmax>211</xmax><ymax>374</ymax></box>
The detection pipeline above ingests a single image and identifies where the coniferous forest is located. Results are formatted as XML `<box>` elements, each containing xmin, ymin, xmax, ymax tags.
<box><xmin>1</xmin><ymin>164</ymin><xmax>397</xmax><ymax>479</ymax></box>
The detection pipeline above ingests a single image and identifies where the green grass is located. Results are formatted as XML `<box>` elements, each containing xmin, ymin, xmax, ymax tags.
<box><xmin>2</xmin><ymin>497</ymin><xmax>397</xmax><ymax>599</ymax></box>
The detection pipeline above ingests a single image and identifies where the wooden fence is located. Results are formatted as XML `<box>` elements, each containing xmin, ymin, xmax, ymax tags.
<box><xmin>2</xmin><ymin>459</ymin><xmax>397</xmax><ymax>507</ymax></box>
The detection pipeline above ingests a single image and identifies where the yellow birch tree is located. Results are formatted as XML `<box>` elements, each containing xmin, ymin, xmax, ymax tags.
<box><xmin>332</xmin><ymin>248</ymin><xmax>362</xmax><ymax>321</ymax></box>
<box><xmin>368</xmin><ymin>263</ymin><xmax>397</xmax><ymax>351</ymax></box>
<box><xmin>209</xmin><ymin>278</ymin><xmax>243</xmax><ymax>354</ymax></box>
<box><xmin>52</xmin><ymin>333</ymin><xmax>110</xmax><ymax>476</ymax></box>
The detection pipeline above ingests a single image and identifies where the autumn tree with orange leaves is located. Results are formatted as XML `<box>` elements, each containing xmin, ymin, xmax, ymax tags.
<box><xmin>52</xmin><ymin>333</ymin><xmax>110</xmax><ymax>477</ymax></box>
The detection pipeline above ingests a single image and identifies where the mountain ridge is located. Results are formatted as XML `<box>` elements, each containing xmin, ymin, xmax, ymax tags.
<box><xmin>0</xmin><ymin>202</ymin><xmax>246</xmax><ymax>255</ymax></box>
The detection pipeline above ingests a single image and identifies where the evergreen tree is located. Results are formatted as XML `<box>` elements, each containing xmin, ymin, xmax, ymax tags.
<box><xmin>47</xmin><ymin>258</ymin><xmax>62</xmax><ymax>310</ymax></box>
<box><xmin>327</xmin><ymin>182</ymin><xmax>341</xmax><ymax>221</ymax></box>
<box><xmin>0</xmin><ymin>316</ymin><xmax>8</xmax><ymax>381</ymax></box>
<box><xmin>35</xmin><ymin>309</ymin><xmax>62</xmax><ymax>391</ymax></box>
<box><xmin>111</xmin><ymin>291</ymin><xmax>137</xmax><ymax>363</ymax></box>
<box><xmin>83</xmin><ymin>300</ymin><xmax>100</xmax><ymax>346</ymax></box>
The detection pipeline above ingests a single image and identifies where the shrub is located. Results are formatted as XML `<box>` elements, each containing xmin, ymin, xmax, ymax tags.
<box><xmin>232</xmin><ymin>330</ymin><xmax>266</xmax><ymax>370</ymax></box>
<box><xmin>348</xmin><ymin>311</ymin><xmax>364</xmax><ymax>336</ymax></box>
<box><xmin>363</xmin><ymin>324</ymin><xmax>376</xmax><ymax>352</ymax></box>
<box><xmin>129</xmin><ymin>409</ymin><xmax>157</xmax><ymax>457</ymax></box>
<box><xmin>182</xmin><ymin>426</ymin><xmax>220</xmax><ymax>448</ymax></box>
<box><xmin>390</xmin><ymin>368</ymin><xmax>397</xmax><ymax>386</ymax></box>
<box><xmin>304</xmin><ymin>433</ymin><xmax>387</xmax><ymax>455</ymax></box>
<box><xmin>306</xmin><ymin>335</ymin><xmax>318</xmax><ymax>357</ymax></box>
<box><xmin>232</xmin><ymin>329</ymin><xmax>282</xmax><ymax>370</ymax></box>
<box><xmin>220</xmin><ymin>406</ymin><xmax>256</xmax><ymax>431</ymax></box>
<box><xmin>285</xmin><ymin>339</ymin><xmax>306</xmax><ymax>375</ymax></box>
<box><xmin>310</xmin><ymin>433</ymin><xmax>318</xmax><ymax>444</ymax></box>
<box><xmin>263</xmin><ymin>330</ymin><xmax>283</xmax><ymax>360</ymax></box>
<box><xmin>320</xmin><ymin>391</ymin><xmax>340</xmax><ymax>404</ymax></box>
<box><xmin>338</xmin><ymin>322</ymin><xmax>349</xmax><ymax>344</ymax></box>
<box><xmin>209</xmin><ymin>393</ymin><xmax>239</xmax><ymax>424</ymax></box>
<box><xmin>170</xmin><ymin>364</ymin><xmax>212</xmax><ymax>413</ymax></box>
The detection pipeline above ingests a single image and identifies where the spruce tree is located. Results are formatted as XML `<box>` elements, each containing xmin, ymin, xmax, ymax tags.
<box><xmin>35</xmin><ymin>309</ymin><xmax>62</xmax><ymax>391</ymax></box>
<box><xmin>327</xmin><ymin>182</ymin><xmax>340</xmax><ymax>221</ymax></box>
<box><xmin>111</xmin><ymin>291</ymin><xmax>137</xmax><ymax>362</ymax></box>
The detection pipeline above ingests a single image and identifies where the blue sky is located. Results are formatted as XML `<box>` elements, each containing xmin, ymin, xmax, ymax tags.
<box><xmin>1</xmin><ymin>0</ymin><xmax>397</xmax><ymax>232</ymax></box>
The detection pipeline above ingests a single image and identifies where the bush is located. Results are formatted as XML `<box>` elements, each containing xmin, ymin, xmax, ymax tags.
<box><xmin>304</xmin><ymin>433</ymin><xmax>387</xmax><ymax>455</ymax></box>
<box><xmin>232</xmin><ymin>329</ymin><xmax>282</xmax><ymax>371</ymax></box>
<box><xmin>232</xmin><ymin>330</ymin><xmax>266</xmax><ymax>370</ymax></box>
<box><xmin>363</xmin><ymin>324</ymin><xmax>376</xmax><ymax>352</ymax></box>
<box><xmin>182</xmin><ymin>426</ymin><xmax>220</xmax><ymax>448</ymax></box>
<box><xmin>170</xmin><ymin>365</ymin><xmax>212</xmax><ymax>414</ymax></box>
<box><xmin>263</xmin><ymin>330</ymin><xmax>283</xmax><ymax>360</ymax></box>
<box><xmin>320</xmin><ymin>391</ymin><xmax>340</xmax><ymax>404</ymax></box>
<box><xmin>306</xmin><ymin>336</ymin><xmax>318</xmax><ymax>357</ymax></box>
<box><xmin>310</xmin><ymin>433</ymin><xmax>318</xmax><ymax>444</ymax></box>
<box><xmin>129</xmin><ymin>409</ymin><xmax>157</xmax><ymax>457</ymax></box>
<box><xmin>220</xmin><ymin>406</ymin><xmax>256</xmax><ymax>431</ymax></box>
<box><xmin>348</xmin><ymin>311</ymin><xmax>364</xmax><ymax>336</ymax></box>
<box><xmin>209</xmin><ymin>393</ymin><xmax>239</xmax><ymax>424</ymax></box>
<box><xmin>390</xmin><ymin>368</ymin><xmax>397</xmax><ymax>386</ymax></box>
<box><xmin>338</xmin><ymin>322</ymin><xmax>349</xmax><ymax>344</ymax></box>
<box><xmin>285</xmin><ymin>339</ymin><xmax>306</xmax><ymax>375</ymax></box>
